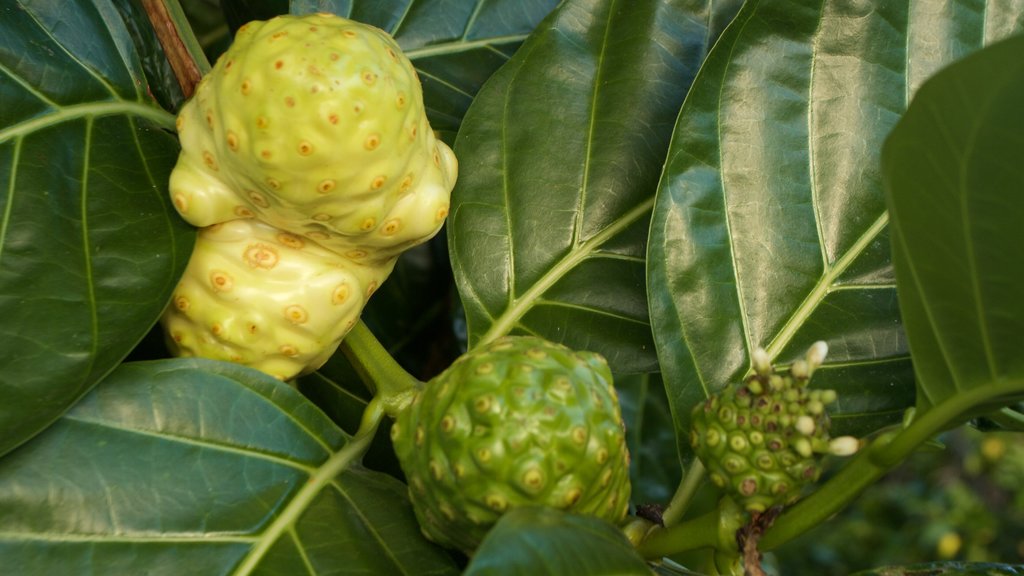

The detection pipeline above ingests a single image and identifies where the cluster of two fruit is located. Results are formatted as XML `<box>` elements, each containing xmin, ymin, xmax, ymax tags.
<box><xmin>161</xmin><ymin>13</ymin><xmax>458</xmax><ymax>380</ymax></box>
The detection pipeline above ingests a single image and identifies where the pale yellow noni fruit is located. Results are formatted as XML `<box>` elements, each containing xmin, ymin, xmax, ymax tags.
<box><xmin>168</xmin><ymin>12</ymin><xmax>457</xmax><ymax>264</ymax></box>
<box><xmin>161</xmin><ymin>219</ymin><xmax>392</xmax><ymax>380</ymax></box>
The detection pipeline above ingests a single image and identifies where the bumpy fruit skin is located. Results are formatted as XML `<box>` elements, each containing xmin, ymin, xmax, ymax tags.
<box><xmin>169</xmin><ymin>13</ymin><xmax>457</xmax><ymax>263</ymax></box>
<box><xmin>391</xmin><ymin>336</ymin><xmax>632</xmax><ymax>553</ymax></box>
<box><xmin>161</xmin><ymin>219</ymin><xmax>391</xmax><ymax>380</ymax></box>
<box><xmin>690</xmin><ymin>343</ymin><xmax>839</xmax><ymax>513</ymax></box>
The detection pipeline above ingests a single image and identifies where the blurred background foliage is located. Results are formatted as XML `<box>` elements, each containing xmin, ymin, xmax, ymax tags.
<box><xmin>769</xmin><ymin>428</ymin><xmax>1024</xmax><ymax>574</ymax></box>
<box><xmin>175</xmin><ymin>2</ymin><xmax>1024</xmax><ymax>574</ymax></box>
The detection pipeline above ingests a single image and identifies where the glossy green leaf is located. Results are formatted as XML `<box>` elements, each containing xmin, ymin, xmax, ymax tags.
<box><xmin>291</xmin><ymin>0</ymin><xmax>561</xmax><ymax>142</ymax></box>
<box><xmin>449</xmin><ymin>0</ymin><xmax>742</xmax><ymax>374</ymax></box>
<box><xmin>0</xmin><ymin>359</ymin><xmax>458</xmax><ymax>576</ymax></box>
<box><xmin>464</xmin><ymin>507</ymin><xmax>653</xmax><ymax>576</ymax></box>
<box><xmin>647</xmin><ymin>0</ymin><xmax>1024</xmax><ymax>458</ymax></box>
<box><xmin>111</xmin><ymin>0</ymin><xmax>187</xmax><ymax>112</ymax></box>
<box><xmin>883</xmin><ymin>33</ymin><xmax>1024</xmax><ymax>417</ymax></box>
<box><xmin>0</xmin><ymin>0</ymin><xmax>194</xmax><ymax>456</ymax></box>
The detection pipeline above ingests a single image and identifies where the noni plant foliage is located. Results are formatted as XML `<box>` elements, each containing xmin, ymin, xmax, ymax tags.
<box><xmin>1</xmin><ymin>1</ymin><xmax>1023</xmax><ymax>575</ymax></box>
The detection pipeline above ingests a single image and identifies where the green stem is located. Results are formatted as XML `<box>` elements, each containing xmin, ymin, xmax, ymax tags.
<box><xmin>637</xmin><ymin>509</ymin><xmax>720</xmax><ymax>558</ymax></box>
<box><xmin>233</xmin><ymin>398</ymin><xmax>384</xmax><ymax>575</ymax></box>
<box><xmin>661</xmin><ymin>460</ymin><xmax>705</xmax><ymax>527</ymax></box>
<box><xmin>339</xmin><ymin>320</ymin><xmax>424</xmax><ymax>418</ymax></box>
<box><xmin>760</xmin><ymin>378</ymin><xmax>1024</xmax><ymax>550</ymax></box>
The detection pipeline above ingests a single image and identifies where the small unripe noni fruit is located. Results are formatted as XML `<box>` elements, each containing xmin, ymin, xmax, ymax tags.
<box><xmin>391</xmin><ymin>336</ymin><xmax>632</xmax><ymax>553</ymax></box>
<box><xmin>690</xmin><ymin>341</ymin><xmax>854</xmax><ymax>513</ymax></box>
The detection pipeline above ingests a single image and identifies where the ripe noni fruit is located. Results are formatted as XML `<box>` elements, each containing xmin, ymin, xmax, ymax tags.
<box><xmin>161</xmin><ymin>219</ymin><xmax>392</xmax><ymax>380</ymax></box>
<box><xmin>391</xmin><ymin>336</ymin><xmax>632</xmax><ymax>553</ymax></box>
<box><xmin>169</xmin><ymin>12</ymin><xmax>457</xmax><ymax>263</ymax></box>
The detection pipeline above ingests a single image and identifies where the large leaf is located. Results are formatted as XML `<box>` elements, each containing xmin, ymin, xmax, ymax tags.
<box><xmin>647</xmin><ymin>0</ymin><xmax>1024</xmax><ymax>458</ymax></box>
<box><xmin>883</xmin><ymin>33</ymin><xmax>1024</xmax><ymax>416</ymax></box>
<box><xmin>291</xmin><ymin>0</ymin><xmax>562</xmax><ymax>142</ymax></box>
<box><xmin>0</xmin><ymin>1</ymin><xmax>194</xmax><ymax>456</ymax></box>
<box><xmin>0</xmin><ymin>359</ymin><xmax>458</xmax><ymax>575</ymax></box>
<box><xmin>464</xmin><ymin>507</ymin><xmax>652</xmax><ymax>576</ymax></box>
<box><xmin>448</xmin><ymin>0</ymin><xmax>743</xmax><ymax>374</ymax></box>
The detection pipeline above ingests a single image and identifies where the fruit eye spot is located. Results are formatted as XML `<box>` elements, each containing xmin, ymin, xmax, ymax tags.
<box><xmin>317</xmin><ymin>179</ymin><xmax>335</xmax><ymax>194</ymax></box>
<box><xmin>256</xmin><ymin>116</ymin><xmax>269</xmax><ymax>129</ymax></box>
<box><xmin>234</xmin><ymin>206</ymin><xmax>254</xmax><ymax>218</ymax></box>
<box><xmin>173</xmin><ymin>295</ymin><xmax>190</xmax><ymax>311</ymax></box>
<box><xmin>571</xmin><ymin>427</ymin><xmax>587</xmax><ymax>445</ymax></box>
<box><xmin>210</xmin><ymin>323</ymin><xmax>223</xmax><ymax>336</ymax></box>
<box><xmin>312</xmin><ymin>213</ymin><xmax>331</xmax><ymax>222</ymax></box>
<box><xmin>343</xmin><ymin>30</ymin><xmax>357</xmax><ymax>38</ymax></box>
<box><xmin>202</xmin><ymin>151</ymin><xmax>218</xmax><ymax>171</ymax></box>
<box><xmin>361</xmin><ymin>69</ymin><xmax>377</xmax><ymax>85</ymax></box>
<box><xmin>297</xmin><ymin>141</ymin><xmax>314</xmax><ymax>155</ymax></box>
<box><xmin>370</xmin><ymin>175</ymin><xmax>387</xmax><ymax>190</ymax></box>
<box><xmin>240</xmin><ymin>79</ymin><xmax>251</xmax><ymax>94</ymax></box>
<box><xmin>274</xmin><ymin>60</ymin><xmax>284</xmax><ymax>70</ymax></box>
<box><xmin>327</xmin><ymin>113</ymin><xmax>340</xmax><ymax>125</ymax></box>
<box><xmin>365</xmin><ymin>280</ymin><xmax>378</xmax><ymax>297</ymax></box>
<box><xmin>359</xmin><ymin>217</ymin><xmax>376</xmax><ymax>231</ymax></box>
<box><xmin>248</xmin><ymin>191</ymin><xmax>270</xmax><ymax>208</ymax></box>
<box><xmin>399</xmin><ymin>175</ymin><xmax>413</xmax><ymax>193</ymax></box>
<box><xmin>521</xmin><ymin>467</ymin><xmax>545</xmax><ymax>491</ymax></box>
<box><xmin>484</xmin><ymin>494</ymin><xmax>507</xmax><ymax>512</ymax></box>
<box><xmin>564</xmin><ymin>488</ymin><xmax>583</xmax><ymax>506</ymax></box>
<box><xmin>205</xmin><ymin>110</ymin><xmax>214</xmax><ymax>127</ymax></box>
<box><xmin>364</xmin><ymin>134</ymin><xmax>380</xmax><ymax>150</ymax></box>
<box><xmin>396</xmin><ymin>93</ymin><xmax>406</xmax><ymax>108</ymax></box>
<box><xmin>225</xmin><ymin>131</ymin><xmax>239</xmax><ymax>151</ymax></box>
<box><xmin>381</xmin><ymin>219</ymin><xmax>401</xmax><ymax>236</ymax></box>
<box><xmin>279</xmin><ymin>344</ymin><xmax>299</xmax><ymax>357</ymax></box>
<box><xmin>331</xmin><ymin>284</ymin><xmax>350</xmax><ymax>305</ymax></box>
<box><xmin>265</xmin><ymin>177</ymin><xmax>280</xmax><ymax>190</ymax></box>
<box><xmin>284</xmin><ymin>304</ymin><xmax>309</xmax><ymax>324</ymax></box>
<box><xmin>435</xmin><ymin>206</ymin><xmax>449</xmax><ymax>222</ymax></box>
<box><xmin>284</xmin><ymin>96</ymin><xmax>296</xmax><ymax>107</ymax></box>
<box><xmin>175</xmin><ymin>116</ymin><xmax>185</xmax><ymax>133</ymax></box>
<box><xmin>345</xmin><ymin>249</ymin><xmax>367</xmax><ymax>260</ymax></box>
<box><xmin>172</xmin><ymin>193</ymin><xmax>189</xmax><ymax>213</ymax></box>
<box><xmin>209</xmin><ymin>271</ymin><xmax>234</xmax><ymax>292</ymax></box>
<box><xmin>276</xmin><ymin>233</ymin><xmax>305</xmax><ymax>249</ymax></box>
<box><xmin>475</xmin><ymin>362</ymin><xmax>494</xmax><ymax>375</ymax></box>
<box><xmin>243</xmin><ymin>243</ymin><xmax>279</xmax><ymax>269</ymax></box>
<box><xmin>440</xmin><ymin>415</ymin><xmax>455</xmax><ymax>432</ymax></box>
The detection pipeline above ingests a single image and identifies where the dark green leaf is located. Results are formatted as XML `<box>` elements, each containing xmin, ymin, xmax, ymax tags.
<box><xmin>221</xmin><ymin>0</ymin><xmax>289</xmax><ymax>33</ymax></box>
<box><xmin>0</xmin><ymin>359</ymin><xmax>458</xmax><ymax>575</ymax></box>
<box><xmin>464</xmin><ymin>507</ymin><xmax>652</xmax><ymax>576</ymax></box>
<box><xmin>647</xmin><ymin>0</ymin><xmax>1024</xmax><ymax>460</ymax></box>
<box><xmin>291</xmin><ymin>0</ymin><xmax>561</xmax><ymax>142</ymax></box>
<box><xmin>0</xmin><ymin>0</ymin><xmax>194</xmax><ymax>456</ymax></box>
<box><xmin>449</xmin><ymin>0</ymin><xmax>742</xmax><ymax>374</ymax></box>
<box><xmin>618</xmin><ymin>373</ymin><xmax>681</xmax><ymax>505</ymax></box>
<box><xmin>883</xmin><ymin>33</ymin><xmax>1024</xmax><ymax>417</ymax></box>
<box><xmin>110</xmin><ymin>0</ymin><xmax>187</xmax><ymax>112</ymax></box>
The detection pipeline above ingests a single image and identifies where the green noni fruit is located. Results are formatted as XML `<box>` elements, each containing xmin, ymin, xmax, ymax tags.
<box><xmin>690</xmin><ymin>342</ymin><xmax>858</xmax><ymax>513</ymax></box>
<box><xmin>169</xmin><ymin>12</ymin><xmax>457</xmax><ymax>263</ymax></box>
<box><xmin>391</xmin><ymin>336</ymin><xmax>632</xmax><ymax>553</ymax></box>
<box><xmin>161</xmin><ymin>219</ymin><xmax>391</xmax><ymax>380</ymax></box>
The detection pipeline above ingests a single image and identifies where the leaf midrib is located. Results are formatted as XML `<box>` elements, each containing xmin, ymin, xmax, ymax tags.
<box><xmin>0</xmin><ymin>101</ymin><xmax>176</xmax><ymax>144</ymax></box>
